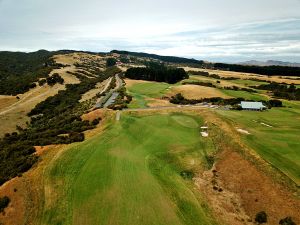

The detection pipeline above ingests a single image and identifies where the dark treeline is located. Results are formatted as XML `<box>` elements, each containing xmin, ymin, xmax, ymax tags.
<box><xmin>223</xmin><ymin>86</ymin><xmax>257</xmax><ymax>93</ymax></box>
<box><xmin>214</xmin><ymin>63</ymin><xmax>300</xmax><ymax>77</ymax></box>
<box><xmin>188</xmin><ymin>71</ymin><xmax>238</xmax><ymax>80</ymax></box>
<box><xmin>0</xmin><ymin>67</ymin><xmax>118</xmax><ymax>186</ymax></box>
<box><xmin>0</xmin><ymin>50</ymin><xmax>66</xmax><ymax>95</ymax></box>
<box><xmin>251</xmin><ymin>83</ymin><xmax>300</xmax><ymax>100</ymax></box>
<box><xmin>125</xmin><ymin>62</ymin><xmax>188</xmax><ymax>84</ymax></box>
<box><xmin>169</xmin><ymin>93</ymin><xmax>282</xmax><ymax>108</ymax></box>
<box><xmin>111</xmin><ymin>50</ymin><xmax>204</xmax><ymax>65</ymax></box>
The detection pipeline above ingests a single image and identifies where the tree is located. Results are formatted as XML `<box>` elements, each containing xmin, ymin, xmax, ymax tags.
<box><xmin>106</xmin><ymin>58</ymin><xmax>117</xmax><ymax>67</ymax></box>
<box><xmin>255</xmin><ymin>211</ymin><xmax>268</xmax><ymax>224</ymax></box>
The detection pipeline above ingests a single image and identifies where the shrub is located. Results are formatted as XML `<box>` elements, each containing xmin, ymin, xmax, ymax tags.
<box><xmin>0</xmin><ymin>196</ymin><xmax>10</xmax><ymax>213</ymax></box>
<box><xmin>279</xmin><ymin>217</ymin><xmax>296</xmax><ymax>225</ymax></box>
<box><xmin>106</xmin><ymin>58</ymin><xmax>117</xmax><ymax>67</ymax></box>
<box><xmin>255</xmin><ymin>211</ymin><xmax>268</xmax><ymax>224</ymax></box>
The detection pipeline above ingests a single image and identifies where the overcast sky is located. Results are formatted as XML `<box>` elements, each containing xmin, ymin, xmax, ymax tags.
<box><xmin>0</xmin><ymin>0</ymin><xmax>300</xmax><ymax>62</ymax></box>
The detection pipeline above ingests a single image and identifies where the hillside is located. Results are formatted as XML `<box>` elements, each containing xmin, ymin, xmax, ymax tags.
<box><xmin>0</xmin><ymin>50</ymin><xmax>300</xmax><ymax>225</ymax></box>
<box><xmin>240</xmin><ymin>60</ymin><xmax>300</xmax><ymax>67</ymax></box>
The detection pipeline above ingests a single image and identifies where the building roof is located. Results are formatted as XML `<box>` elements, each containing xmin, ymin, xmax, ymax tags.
<box><xmin>240</xmin><ymin>101</ymin><xmax>265</xmax><ymax>109</ymax></box>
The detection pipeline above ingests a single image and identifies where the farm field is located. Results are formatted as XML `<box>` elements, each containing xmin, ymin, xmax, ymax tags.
<box><xmin>217</xmin><ymin>101</ymin><xmax>300</xmax><ymax>185</ymax></box>
<box><xmin>38</xmin><ymin>112</ymin><xmax>219</xmax><ymax>225</ymax></box>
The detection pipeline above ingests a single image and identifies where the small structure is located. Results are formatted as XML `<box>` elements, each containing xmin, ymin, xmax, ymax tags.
<box><xmin>240</xmin><ymin>101</ymin><xmax>266</xmax><ymax>111</ymax></box>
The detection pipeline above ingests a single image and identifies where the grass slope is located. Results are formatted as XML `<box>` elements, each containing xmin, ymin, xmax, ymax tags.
<box><xmin>217</xmin><ymin>102</ymin><xmax>300</xmax><ymax>185</ymax></box>
<box><xmin>40</xmin><ymin>113</ymin><xmax>218</xmax><ymax>225</ymax></box>
<box><xmin>127</xmin><ymin>82</ymin><xmax>173</xmax><ymax>108</ymax></box>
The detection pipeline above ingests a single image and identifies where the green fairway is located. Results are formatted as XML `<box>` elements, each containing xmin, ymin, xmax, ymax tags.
<box><xmin>40</xmin><ymin>113</ymin><xmax>218</xmax><ymax>225</ymax></box>
<box><xmin>217</xmin><ymin>103</ymin><xmax>300</xmax><ymax>185</ymax></box>
<box><xmin>221</xmin><ymin>89</ymin><xmax>269</xmax><ymax>101</ymax></box>
<box><xmin>127</xmin><ymin>82</ymin><xmax>174</xmax><ymax>108</ymax></box>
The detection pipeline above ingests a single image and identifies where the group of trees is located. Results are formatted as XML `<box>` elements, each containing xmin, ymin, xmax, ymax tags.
<box><xmin>255</xmin><ymin>211</ymin><xmax>296</xmax><ymax>225</ymax></box>
<box><xmin>106</xmin><ymin>58</ymin><xmax>117</xmax><ymax>67</ymax></box>
<box><xmin>169</xmin><ymin>93</ymin><xmax>245</xmax><ymax>106</ymax></box>
<box><xmin>125</xmin><ymin>62</ymin><xmax>188</xmax><ymax>84</ymax></box>
<box><xmin>0</xmin><ymin>50</ymin><xmax>65</xmax><ymax>95</ymax></box>
<box><xmin>169</xmin><ymin>93</ymin><xmax>283</xmax><ymax>109</ymax></box>
<box><xmin>252</xmin><ymin>83</ymin><xmax>300</xmax><ymax>100</ymax></box>
<box><xmin>223</xmin><ymin>85</ymin><xmax>257</xmax><ymax>93</ymax></box>
<box><xmin>0</xmin><ymin>64</ymin><xmax>120</xmax><ymax>186</ymax></box>
<box><xmin>38</xmin><ymin>73</ymin><xmax>64</xmax><ymax>86</ymax></box>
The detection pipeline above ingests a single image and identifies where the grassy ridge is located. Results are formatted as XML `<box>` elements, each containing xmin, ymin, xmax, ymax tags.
<box><xmin>40</xmin><ymin>113</ymin><xmax>218</xmax><ymax>225</ymax></box>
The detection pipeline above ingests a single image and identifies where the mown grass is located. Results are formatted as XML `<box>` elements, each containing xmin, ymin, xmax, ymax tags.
<box><xmin>127</xmin><ymin>82</ymin><xmax>175</xmax><ymax>108</ymax></box>
<box><xmin>217</xmin><ymin>102</ymin><xmax>300</xmax><ymax>185</ymax></box>
<box><xmin>39</xmin><ymin>112</ymin><xmax>219</xmax><ymax>225</ymax></box>
<box><xmin>221</xmin><ymin>89</ymin><xmax>269</xmax><ymax>101</ymax></box>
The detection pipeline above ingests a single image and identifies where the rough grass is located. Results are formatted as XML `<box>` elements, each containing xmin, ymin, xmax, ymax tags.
<box><xmin>216</xmin><ymin>102</ymin><xmax>300</xmax><ymax>185</ymax></box>
<box><xmin>39</xmin><ymin>112</ymin><xmax>219</xmax><ymax>225</ymax></box>
<box><xmin>168</xmin><ymin>85</ymin><xmax>229</xmax><ymax>99</ymax></box>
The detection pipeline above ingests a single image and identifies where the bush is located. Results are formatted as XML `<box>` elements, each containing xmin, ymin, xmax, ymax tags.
<box><xmin>106</xmin><ymin>58</ymin><xmax>117</xmax><ymax>67</ymax></box>
<box><xmin>255</xmin><ymin>211</ymin><xmax>268</xmax><ymax>224</ymax></box>
<box><xmin>279</xmin><ymin>217</ymin><xmax>296</xmax><ymax>225</ymax></box>
<box><xmin>0</xmin><ymin>196</ymin><xmax>10</xmax><ymax>213</ymax></box>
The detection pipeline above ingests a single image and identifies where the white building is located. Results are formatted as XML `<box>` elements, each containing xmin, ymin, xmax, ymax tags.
<box><xmin>240</xmin><ymin>101</ymin><xmax>266</xmax><ymax>111</ymax></box>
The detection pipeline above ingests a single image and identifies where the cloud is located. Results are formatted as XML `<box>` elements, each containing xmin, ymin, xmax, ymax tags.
<box><xmin>0</xmin><ymin>1</ymin><xmax>300</xmax><ymax>62</ymax></box>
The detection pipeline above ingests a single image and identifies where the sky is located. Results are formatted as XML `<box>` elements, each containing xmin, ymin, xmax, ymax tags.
<box><xmin>0</xmin><ymin>0</ymin><xmax>300</xmax><ymax>63</ymax></box>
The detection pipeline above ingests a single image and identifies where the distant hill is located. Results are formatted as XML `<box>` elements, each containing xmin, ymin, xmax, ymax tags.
<box><xmin>111</xmin><ymin>50</ymin><xmax>204</xmax><ymax>65</ymax></box>
<box><xmin>239</xmin><ymin>60</ymin><xmax>300</xmax><ymax>67</ymax></box>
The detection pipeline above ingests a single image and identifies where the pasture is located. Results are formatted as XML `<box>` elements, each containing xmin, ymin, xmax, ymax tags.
<box><xmin>39</xmin><ymin>112</ymin><xmax>218</xmax><ymax>225</ymax></box>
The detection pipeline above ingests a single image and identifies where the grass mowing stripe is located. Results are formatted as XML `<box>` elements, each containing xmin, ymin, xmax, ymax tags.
<box><xmin>40</xmin><ymin>113</ymin><xmax>220</xmax><ymax>225</ymax></box>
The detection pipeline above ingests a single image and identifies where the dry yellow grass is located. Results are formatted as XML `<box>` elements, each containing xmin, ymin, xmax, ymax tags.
<box><xmin>146</xmin><ymin>98</ymin><xmax>174</xmax><ymax>107</ymax></box>
<box><xmin>80</xmin><ymin>78</ymin><xmax>112</xmax><ymax>102</ymax></box>
<box><xmin>0</xmin><ymin>95</ymin><xmax>18</xmax><ymax>109</ymax></box>
<box><xmin>182</xmin><ymin>67</ymin><xmax>300</xmax><ymax>84</ymax></box>
<box><xmin>166</xmin><ymin>85</ymin><xmax>229</xmax><ymax>99</ymax></box>
<box><xmin>0</xmin><ymin>84</ymin><xmax>65</xmax><ymax>136</ymax></box>
<box><xmin>124</xmin><ymin>78</ymin><xmax>152</xmax><ymax>88</ymax></box>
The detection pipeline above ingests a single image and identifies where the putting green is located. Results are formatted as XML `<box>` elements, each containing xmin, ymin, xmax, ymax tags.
<box><xmin>171</xmin><ymin>114</ymin><xmax>199</xmax><ymax>128</ymax></box>
<box><xmin>39</xmin><ymin>113</ymin><xmax>218</xmax><ymax>225</ymax></box>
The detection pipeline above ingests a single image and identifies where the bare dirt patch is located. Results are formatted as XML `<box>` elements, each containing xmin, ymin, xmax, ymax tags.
<box><xmin>166</xmin><ymin>85</ymin><xmax>229</xmax><ymax>99</ymax></box>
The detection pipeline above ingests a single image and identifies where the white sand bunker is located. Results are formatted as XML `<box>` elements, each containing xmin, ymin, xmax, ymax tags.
<box><xmin>201</xmin><ymin>131</ymin><xmax>209</xmax><ymax>137</ymax></box>
<box><xmin>261</xmin><ymin>122</ymin><xmax>273</xmax><ymax>127</ymax></box>
<box><xmin>237</xmin><ymin>128</ymin><xmax>250</xmax><ymax>135</ymax></box>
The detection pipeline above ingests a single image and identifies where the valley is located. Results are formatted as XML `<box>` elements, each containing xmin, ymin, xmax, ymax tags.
<box><xmin>0</xmin><ymin>50</ymin><xmax>300</xmax><ymax>225</ymax></box>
